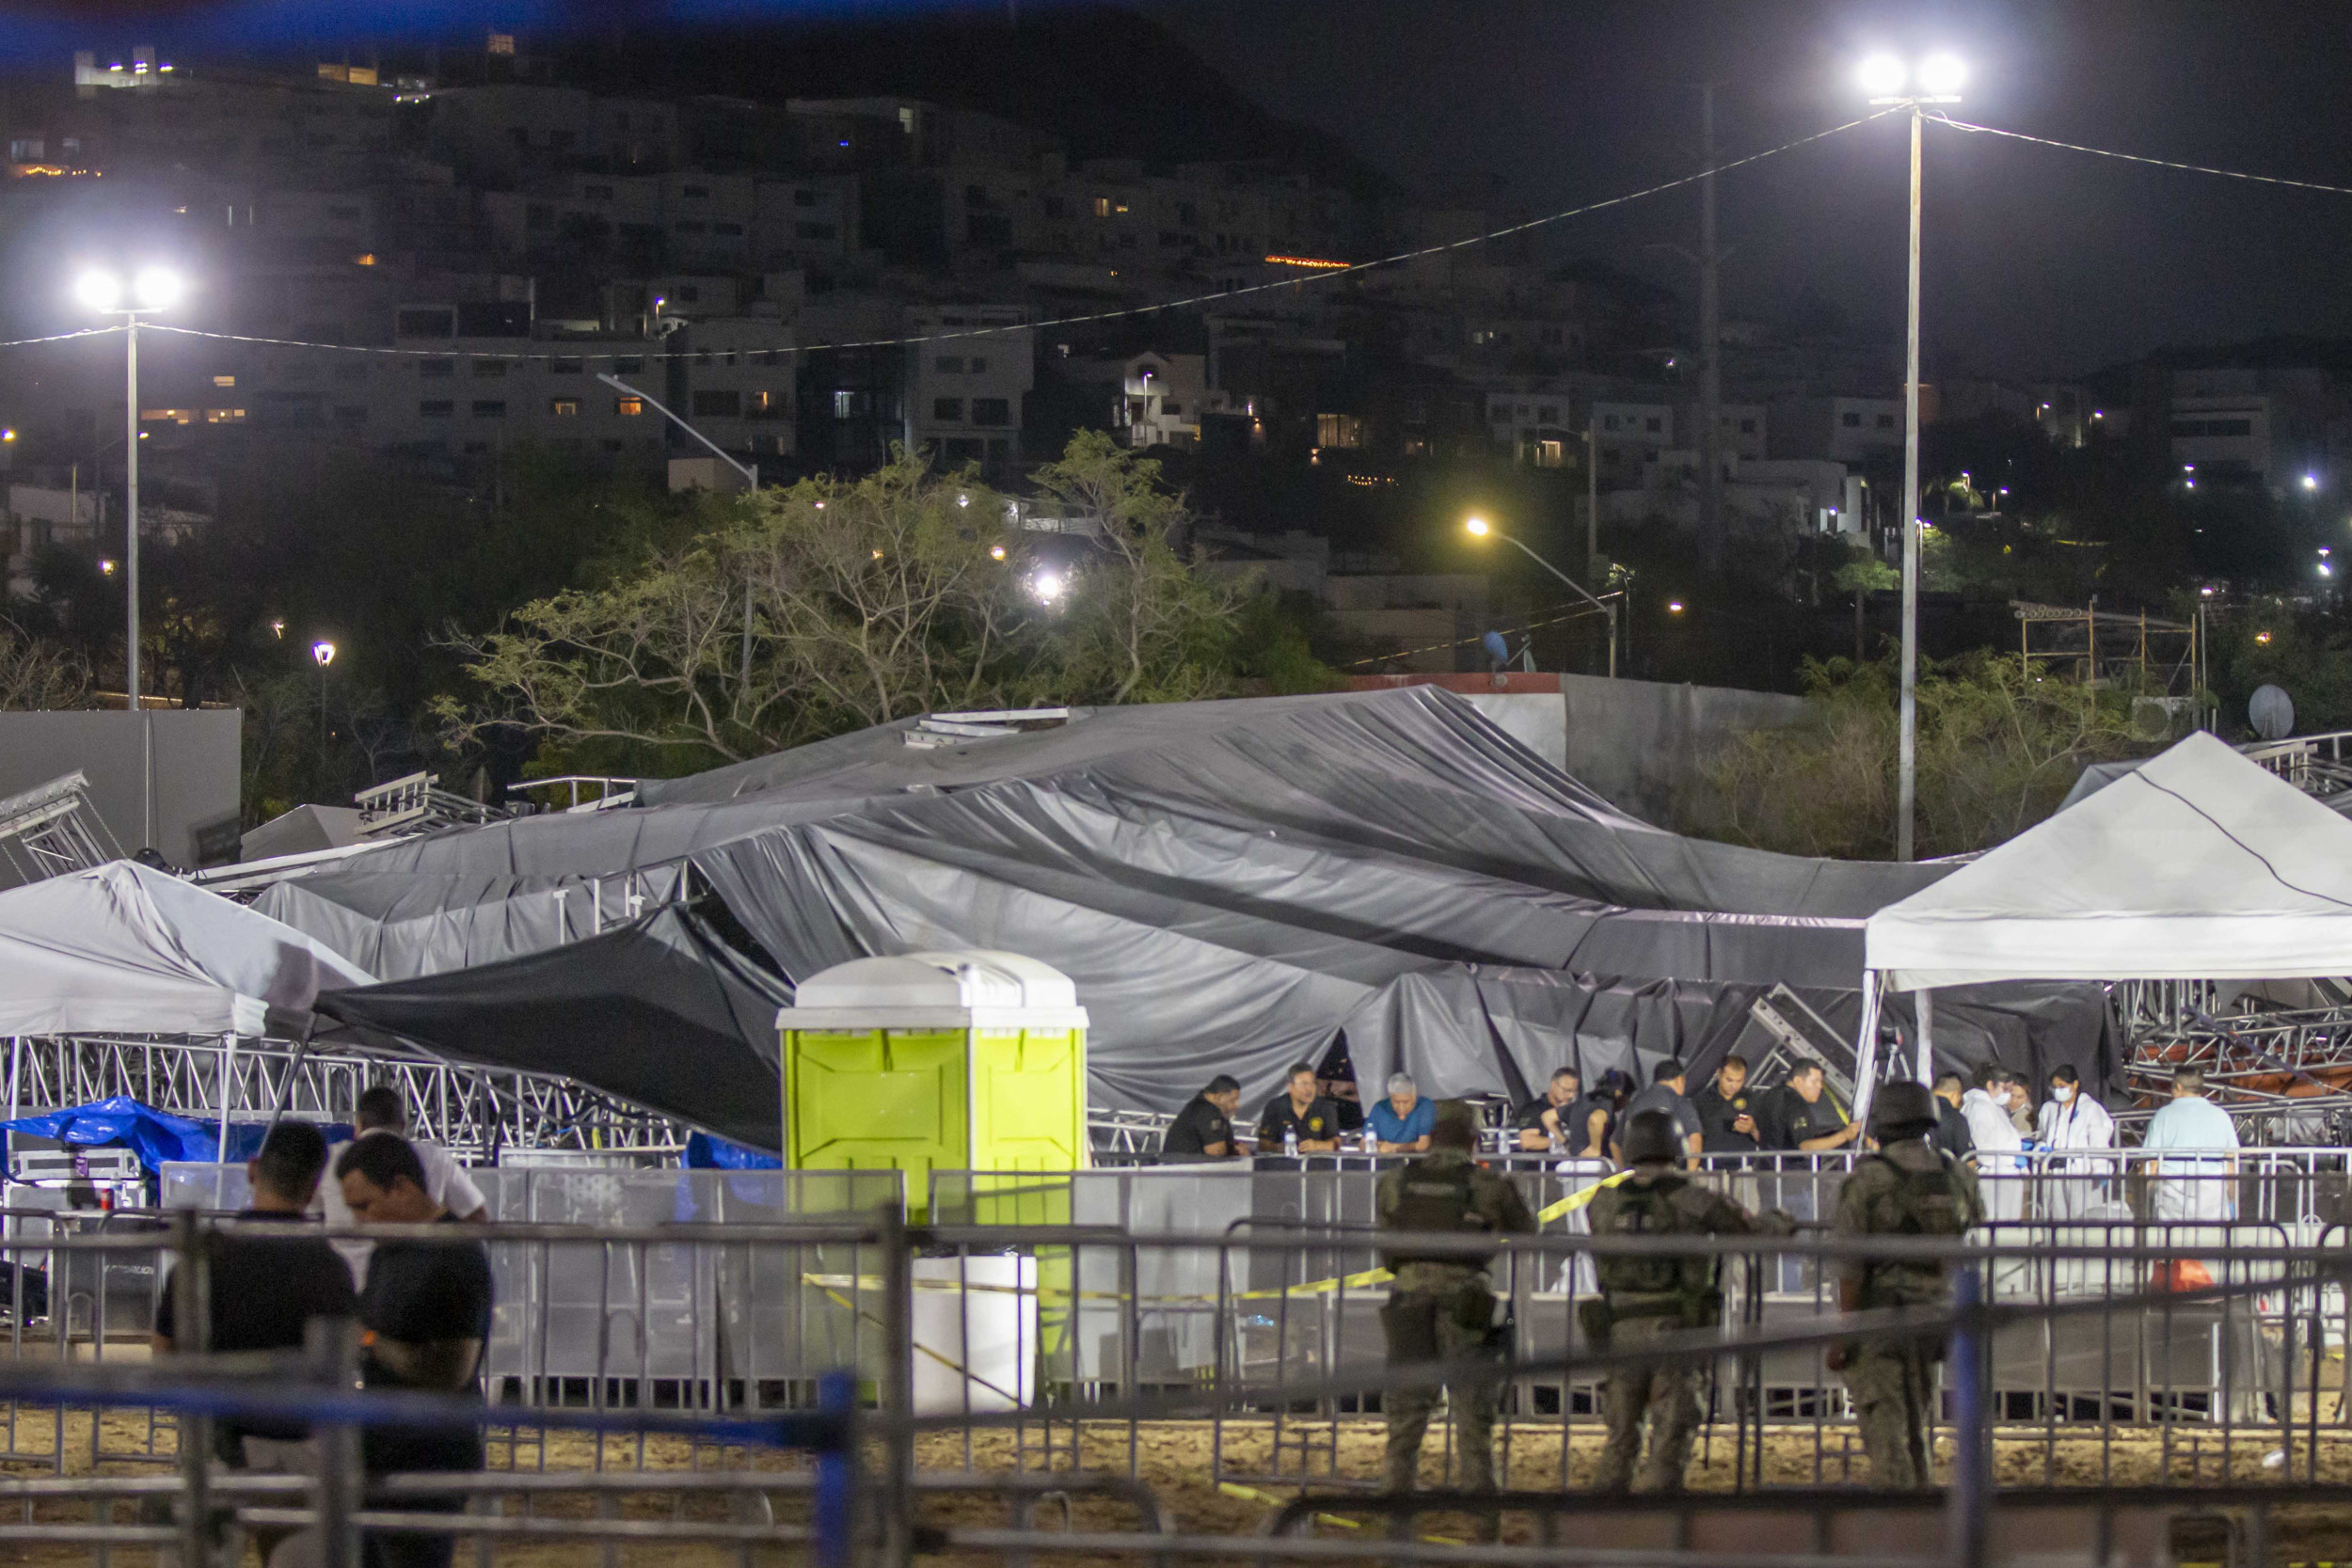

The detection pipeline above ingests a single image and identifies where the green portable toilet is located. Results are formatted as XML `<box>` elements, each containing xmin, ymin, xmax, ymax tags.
<box><xmin>778</xmin><ymin>951</ymin><xmax>1090</xmax><ymax>1212</ymax></box>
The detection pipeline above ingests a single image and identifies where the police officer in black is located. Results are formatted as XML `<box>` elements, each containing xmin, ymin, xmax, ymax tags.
<box><xmin>1583</xmin><ymin>1109</ymin><xmax>1788</xmax><ymax>1492</ymax></box>
<box><xmin>1376</xmin><ymin>1102</ymin><xmax>1535</xmax><ymax>1495</ymax></box>
<box><xmin>1162</xmin><ymin>1075</ymin><xmax>1244</xmax><ymax>1160</ymax></box>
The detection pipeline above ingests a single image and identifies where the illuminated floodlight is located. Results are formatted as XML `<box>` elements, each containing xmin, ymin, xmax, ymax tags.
<box><xmin>311</xmin><ymin>640</ymin><xmax>337</xmax><ymax>667</ymax></box>
<box><xmin>130</xmin><ymin>266</ymin><xmax>181</xmax><ymax>309</ymax></box>
<box><xmin>1916</xmin><ymin>53</ymin><xmax>1966</xmax><ymax>95</ymax></box>
<box><xmin>1666</xmin><ymin>600</ymin><xmax>1685</xmax><ymax>614</ymax></box>
<box><xmin>74</xmin><ymin>270</ymin><xmax>122</xmax><ymax>312</ymax></box>
<box><xmin>2305</xmin><ymin>474</ymin><xmax>2321</xmax><ymax>491</ymax></box>
<box><xmin>1031</xmin><ymin>570</ymin><xmax>1065</xmax><ymax>604</ymax></box>
<box><xmin>1856</xmin><ymin>55</ymin><xmax>1908</xmax><ymax>97</ymax></box>
<box><xmin>1464</xmin><ymin>515</ymin><xmax>1490</xmax><ymax>538</ymax></box>
<box><xmin>989</xmin><ymin>544</ymin><xmax>1007</xmax><ymax>561</ymax></box>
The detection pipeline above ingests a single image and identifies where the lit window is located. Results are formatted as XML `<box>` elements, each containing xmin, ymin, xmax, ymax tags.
<box><xmin>747</xmin><ymin>390</ymin><xmax>786</xmax><ymax>420</ymax></box>
<box><xmin>212</xmin><ymin>374</ymin><xmax>235</xmax><ymax>388</ymax></box>
<box><xmin>549</xmin><ymin>397</ymin><xmax>580</xmax><ymax>416</ymax></box>
<box><xmin>139</xmin><ymin>408</ymin><xmax>195</xmax><ymax>425</ymax></box>
<box><xmin>1315</xmin><ymin>413</ymin><xmax>1361</xmax><ymax>450</ymax></box>
<box><xmin>486</xmin><ymin>32</ymin><xmax>516</xmax><ymax>55</ymax></box>
<box><xmin>614</xmin><ymin>396</ymin><xmax>645</xmax><ymax>416</ymax></box>
<box><xmin>1092</xmin><ymin>197</ymin><xmax>1111</xmax><ymax>217</ymax></box>
<box><xmin>203</xmin><ymin>407</ymin><xmax>246</xmax><ymax>424</ymax></box>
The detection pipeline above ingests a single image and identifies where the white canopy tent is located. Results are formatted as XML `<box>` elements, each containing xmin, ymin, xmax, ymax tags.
<box><xmin>0</xmin><ymin>861</ymin><xmax>375</xmax><ymax>1149</ymax></box>
<box><xmin>1853</xmin><ymin>732</ymin><xmax>2352</xmax><ymax>1123</ymax></box>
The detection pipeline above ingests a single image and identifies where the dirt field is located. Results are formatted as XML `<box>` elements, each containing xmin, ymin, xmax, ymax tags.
<box><xmin>6</xmin><ymin>1414</ymin><xmax>2352</xmax><ymax>1566</ymax></box>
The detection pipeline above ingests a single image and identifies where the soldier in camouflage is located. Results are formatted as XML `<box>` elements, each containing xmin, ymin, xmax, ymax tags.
<box><xmin>1827</xmin><ymin>1079</ymin><xmax>1985</xmax><ymax>1489</ymax></box>
<box><xmin>1376</xmin><ymin>1101</ymin><xmax>1535</xmax><ymax>1495</ymax></box>
<box><xmin>1583</xmin><ymin>1108</ymin><xmax>1790</xmax><ymax>1493</ymax></box>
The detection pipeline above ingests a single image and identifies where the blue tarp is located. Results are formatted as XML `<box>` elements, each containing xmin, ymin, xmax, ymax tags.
<box><xmin>0</xmin><ymin>1097</ymin><xmax>352</xmax><ymax>1172</ymax></box>
<box><xmin>684</xmin><ymin>1130</ymin><xmax>783</xmax><ymax>1170</ymax></box>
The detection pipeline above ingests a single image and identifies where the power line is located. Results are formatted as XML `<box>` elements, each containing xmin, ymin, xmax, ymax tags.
<box><xmin>131</xmin><ymin>110</ymin><xmax>1891</xmax><ymax>367</ymax></box>
<box><xmin>1340</xmin><ymin>600</ymin><xmax>1614</xmax><ymax>670</ymax></box>
<box><xmin>1936</xmin><ymin>115</ymin><xmax>2352</xmax><ymax>198</ymax></box>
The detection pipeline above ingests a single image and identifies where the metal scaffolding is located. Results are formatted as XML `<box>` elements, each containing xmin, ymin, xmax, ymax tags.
<box><xmin>1</xmin><ymin>1034</ymin><xmax>686</xmax><ymax>1159</ymax></box>
<box><xmin>0</xmin><ymin>771</ymin><xmax>120</xmax><ymax>887</ymax></box>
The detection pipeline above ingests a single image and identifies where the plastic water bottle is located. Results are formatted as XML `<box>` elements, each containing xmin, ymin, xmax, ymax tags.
<box><xmin>1361</xmin><ymin>1127</ymin><xmax>1377</xmax><ymax>1156</ymax></box>
<box><xmin>1283</xmin><ymin>1124</ymin><xmax>1300</xmax><ymax>1159</ymax></box>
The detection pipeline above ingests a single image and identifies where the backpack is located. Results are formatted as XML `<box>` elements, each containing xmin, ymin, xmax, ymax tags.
<box><xmin>1595</xmin><ymin>1175</ymin><xmax>1716</xmax><ymax>1306</ymax></box>
<box><xmin>1381</xmin><ymin>1159</ymin><xmax>1493</xmax><ymax>1267</ymax></box>
<box><xmin>1855</xmin><ymin>1149</ymin><xmax>1970</xmax><ymax>1308</ymax></box>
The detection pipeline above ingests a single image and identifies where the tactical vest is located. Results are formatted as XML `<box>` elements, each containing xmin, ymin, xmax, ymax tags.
<box><xmin>1595</xmin><ymin>1175</ymin><xmax>1718</xmax><ymax>1305</ymax></box>
<box><xmin>1855</xmin><ymin>1149</ymin><xmax>1971</xmax><ymax>1307</ymax></box>
<box><xmin>1381</xmin><ymin>1160</ymin><xmax>1493</xmax><ymax>1268</ymax></box>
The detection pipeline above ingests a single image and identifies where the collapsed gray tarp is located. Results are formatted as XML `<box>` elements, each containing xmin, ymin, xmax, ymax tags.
<box><xmin>262</xmin><ymin>688</ymin><xmax>2090</xmax><ymax>1117</ymax></box>
<box><xmin>313</xmin><ymin>905</ymin><xmax>788</xmax><ymax>1150</ymax></box>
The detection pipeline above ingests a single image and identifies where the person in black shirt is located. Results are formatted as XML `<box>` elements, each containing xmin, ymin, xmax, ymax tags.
<box><xmin>1620</xmin><ymin>1059</ymin><xmax>1705</xmax><ymax>1165</ymax></box>
<box><xmin>337</xmin><ymin>1135</ymin><xmax>495</xmax><ymax>1568</ymax></box>
<box><xmin>1256</xmin><ymin>1063</ymin><xmax>1343</xmax><ymax>1153</ymax></box>
<box><xmin>1514</xmin><ymin>1067</ymin><xmax>1581</xmax><ymax>1150</ymax></box>
<box><xmin>1931</xmin><ymin>1071</ymin><xmax>1978</xmax><ymax>1164</ymax></box>
<box><xmin>1163</xmin><ymin>1075</ymin><xmax>1245</xmax><ymax>1160</ymax></box>
<box><xmin>1757</xmin><ymin>1062</ymin><xmax>1861</xmax><ymax>1153</ymax></box>
<box><xmin>154</xmin><ymin>1120</ymin><xmax>356</xmax><ymax>1560</ymax></box>
<box><xmin>1693</xmin><ymin>1054</ymin><xmax>1763</xmax><ymax>1156</ymax></box>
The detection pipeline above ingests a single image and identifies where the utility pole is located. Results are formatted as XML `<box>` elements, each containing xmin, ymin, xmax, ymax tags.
<box><xmin>1697</xmin><ymin>81</ymin><xmax>1724</xmax><ymax>575</ymax></box>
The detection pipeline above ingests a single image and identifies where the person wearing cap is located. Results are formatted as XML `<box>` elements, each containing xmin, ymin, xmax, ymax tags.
<box><xmin>1582</xmin><ymin>1108</ymin><xmax>1789</xmax><ymax>1493</ymax></box>
<box><xmin>1376</xmin><ymin>1101</ymin><xmax>1534</xmax><ymax>1497</ymax></box>
<box><xmin>1826</xmin><ymin>1081</ymin><xmax>1984</xmax><ymax>1489</ymax></box>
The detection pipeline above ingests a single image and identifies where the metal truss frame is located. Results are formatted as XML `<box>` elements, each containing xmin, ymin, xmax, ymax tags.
<box><xmin>2113</xmin><ymin>978</ymin><xmax>2352</xmax><ymax>1141</ymax></box>
<box><xmin>0</xmin><ymin>770</ymin><xmax>120</xmax><ymax>885</ymax></box>
<box><xmin>2</xmin><ymin>1035</ymin><xmax>687</xmax><ymax>1159</ymax></box>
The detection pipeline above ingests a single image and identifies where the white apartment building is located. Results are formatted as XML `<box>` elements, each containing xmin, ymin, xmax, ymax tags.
<box><xmin>904</xmin><ymin>307</ymin><xmax>1032</xmax><ymax>467</ymax></box>
<box><xmin>1118</xmin><ymin>353</ymin><xmax>1205</xmax><ymax>448</ymax></box>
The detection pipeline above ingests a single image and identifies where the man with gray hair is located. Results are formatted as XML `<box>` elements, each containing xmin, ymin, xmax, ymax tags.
<box><xmin>1368</xmin><ymin>1071</ymin><xmax>1436</xmax><ymax>1153</ymax></box>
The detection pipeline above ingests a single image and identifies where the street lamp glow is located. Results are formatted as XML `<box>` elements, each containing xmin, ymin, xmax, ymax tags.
<box><xmin>989</xmin><ymin>544</ymin><xmax>1007</xmax><ymax>561</ymax></box>
<box><xmin>270</xmin><ymin>618</ymin><xmax>285</xmax><ymax>638</ymax></box>
<box><xmin>98</xmin><ymin>558</ymin><xmax>116</xmax><ymax>577</ymax></box>
<box><xmin>1916</xmin><ymin>53</ymin><xmax>1966</xmax><ymax>95</ymax></box>
<box><xmin>1031</xmin><ymin>571</ymin><xmax>1065</xmax><ymax>604</ymax></box>
<box><xmin>74</xmin><ymin>270</ymin><xmax>122</xmax><ymax>312</ymax></box>
<box><xmin>311</xmin><ymin>640</ymin><xmax>336</xmax><ymax>668</ymax></box>
<box><xmin>1464</xmin><ymin>515</ymin><xmax>1490</xmax><ymax>538</ymax></box>
<box><xmin>1856</xmin><ymin>54</ymin><xmax>1907</xmax><ymax>97</ymax></box>
<box><xmin>131</xmin><ymin>266</ymin><xmax>182</xmax><ymax>310</ymax></box>
<box><xmin>2305</xmin><ymin>474</ymin><xmax>2321</xmax><ymax>490</ymax></box>
<box><xmin>1666</xmin><ymin>600</ymin><xmax>1685</xmax><ymax>614</ymax></box>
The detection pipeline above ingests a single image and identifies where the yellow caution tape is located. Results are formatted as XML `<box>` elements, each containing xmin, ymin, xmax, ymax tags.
<box><xmin>1217</xmin><ymin>1480</ymin><xmax>1465</xmax><ymax>1544</ymax></box>
<box><xmin>803</xmin><ymin>1171</ymin><xmax>1631</xmax><ymax>1310</ymax></box>
<box><xmin>1537</xmin><ymin>1168</ymin><xmax>1634</xmax><ymax>1223</ymax></box>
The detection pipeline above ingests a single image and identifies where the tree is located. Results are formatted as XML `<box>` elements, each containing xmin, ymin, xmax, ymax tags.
<box><xmin>438</xmin><ymin>436</ymin><xmax>1250</xmax><ymax>776</ymax></box>
<box><xmin>1832</xmin><ymin>545</ymin><xmax>1899</xmax><ymax>661</ymax></box>
<box><xmin>1692</xmin><ymin>652</ymin><xmax>2150</xmax><ymax>860</ymax></box>
<box><xmin>0</xmin><ymin>619</ymin><xmax>91</xmax><ymax>710</ymax></box>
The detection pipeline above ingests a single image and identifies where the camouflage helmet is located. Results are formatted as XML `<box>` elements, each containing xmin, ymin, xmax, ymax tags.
<box><xmin>1619</xmin><ymin>1107</ymin><xmax>1681</xmax><ymax>1165</ymax></box>
<box><xmin>1867</xmin><ymin>1079</ymin><xmax>1939</xmax><ymax>1139</ymax></box>
<box><xmin>1429</xmin><ymin>1099</ymin><xmax>1479</xmax><ymax>1148</ymax></box>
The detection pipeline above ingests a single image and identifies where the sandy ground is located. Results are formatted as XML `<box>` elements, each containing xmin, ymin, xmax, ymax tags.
<box><xmin>4</xmin><ymin>1411</ymin><xmax>2352</xmax><ymax>1566</ymax></box>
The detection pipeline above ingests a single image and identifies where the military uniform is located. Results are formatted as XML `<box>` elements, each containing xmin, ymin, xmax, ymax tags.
<box><xmin>1376</xmin><ymin>1147</ymin><xmax>1535</xmax><ymax>1493</ymax></box>
<box><xmin>1831</xmin><ymin>1138</ymin><xmax>1984</xmax><ymax>1488</ymax></box>
<box><xmin>1583</xmin><ymin>1173</ymin><xmax>1777</xmax><ymax>1492</ymax></box>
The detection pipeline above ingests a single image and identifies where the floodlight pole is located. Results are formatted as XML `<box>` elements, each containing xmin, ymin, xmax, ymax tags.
<box><xmin>1867</xmin><ymin>88</ymin><xmax>1956</xmax><ymax>862</ymax></box>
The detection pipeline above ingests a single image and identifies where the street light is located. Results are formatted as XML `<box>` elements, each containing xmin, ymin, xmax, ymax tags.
<box><xmin>311</xmin><ymin>640</ymin><xmax>336</xmax><ymax>754</ymax></box>
<box><xmin>1031</xmin><ymin>570</ymin><xmax>1066</xmax><ymax>604</ymax></box>
<box><xmin>1862</xmin><ymin>52</ymin><xmax>1963</xmax><ymax>863</ymax></box>
<box><xmin>76</xmin><ymin>261</ymin><xmax>182</xmax><ymax>850</ymax></box>
<box><xmin>1462</xmin><ymin>514</ymin><xmax>1617</xmax><ymax>677</ymax></box>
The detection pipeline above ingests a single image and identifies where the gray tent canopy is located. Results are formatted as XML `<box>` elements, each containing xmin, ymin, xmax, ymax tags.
<box><xmin>269</xmin><ymin>688</ymin><xmax>2095</xmax><ymax>1117</ymax></box>
<box><xmin>313</xmin><ymin>905</ymin><xmax>789</xmax><ymax>1151</ymax></box>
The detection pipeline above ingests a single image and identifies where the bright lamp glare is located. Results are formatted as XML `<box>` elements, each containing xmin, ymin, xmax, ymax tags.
<box><xmin>1916</xmin><ymin>53</ymin><xmax>1965</xmax><ymax>94</ymax></box>
<box><xmin>1464</xmin><ymin>515</ymin><xmax>1490</xmax><ymax>537</ymax></box>
<box><xmin>74</xmin><ymin>270</ymin><xmax>122</xmax><ymax>312</ymax></box>
<box><xmin>130</xmin><ymin>266</ymin><xmax>181</xmax><ymax>309</ymax></box>
<box><xmin>2304</xmin><ymin>474</ymin><xmax>2321</xmax><ymax>490</ymax></box>
<box><xmin>1032</xmin><ymin>571</ymin><xmax>1064</xmax><ymax>604</ymax></box>
<box><xmin>310</xmin><ymin>641</ymin><xmax>337</xmax><ymax>667</ymax></box>
<box><xmin>1856</xmin><ymin>54</ymin><xmax>1907</xmax><ymax>96</ymax></box>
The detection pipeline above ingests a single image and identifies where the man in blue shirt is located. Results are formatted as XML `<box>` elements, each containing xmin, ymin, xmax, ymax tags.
<box><xmin>1367</xmin><ymin>1072</ymin><xmax>1437</xmax><ymax>1153</ymax></box>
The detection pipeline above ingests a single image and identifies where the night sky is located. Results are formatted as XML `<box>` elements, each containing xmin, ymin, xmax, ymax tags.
<box><xmin>1141</xmin><ymin>0</ymin><xmax>2352</xmax><ymax>377</ymax></box>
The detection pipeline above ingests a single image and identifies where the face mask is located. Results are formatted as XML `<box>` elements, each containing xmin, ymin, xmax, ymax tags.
<box><xmin>2054</xmin><ymin>1085</ymin><xmax>2074</xmax><ymax>1102</ymax></box>
<box><xmin>1992</xmin><ymin>1087</ymin><xmax>2011</xmax><ymax>1107</ymax></box>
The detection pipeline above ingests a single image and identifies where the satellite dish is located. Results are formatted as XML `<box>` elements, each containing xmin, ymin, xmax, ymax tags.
<box><xmin>1481</xmin><ymin>630</ymin><xmax>1511</xmax><ymax>669</ymax></box>
<box><xmin>2249</xmin><ymin>684</ymin><xmax>2295</xmax><ymax>741</ymax></box>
